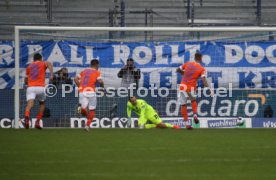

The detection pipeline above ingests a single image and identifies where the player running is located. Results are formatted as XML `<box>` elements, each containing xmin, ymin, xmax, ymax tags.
<box><xmin>176</xmin><ymin>52</ymin><xmax>213</xmax><ymax>130</ymax></box>
<box><xmin>24</xmin><ymin>53</ymin><xmax>53</xmax><ymax>129</ymax></box>
<box><xmin>74</xmin><ymin>59</ymin><xmax>104</xmax><ymax>132</ymax></box>
<box><xmin>127</xmin><ymin>96</ymin><xmax>180</xmax><ymax>129</ymax></box>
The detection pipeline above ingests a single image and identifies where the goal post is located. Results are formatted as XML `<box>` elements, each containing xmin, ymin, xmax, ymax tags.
<box><xmin>14</xmin><ymin>26</ymin><xmax>276</xmax><ymax>129</ymax></box>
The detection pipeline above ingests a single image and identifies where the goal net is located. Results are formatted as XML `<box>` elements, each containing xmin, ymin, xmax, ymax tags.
<box><xmin>13</xmin><ymin>27</ymin><xmax>276</xmax><ymax>128</ymax></box>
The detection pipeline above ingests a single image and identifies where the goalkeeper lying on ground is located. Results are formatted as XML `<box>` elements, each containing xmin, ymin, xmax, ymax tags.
<box><xmin>127</xmin><ymin>96</ymin><xmax>180</xmax><ymax>129</ymax></box>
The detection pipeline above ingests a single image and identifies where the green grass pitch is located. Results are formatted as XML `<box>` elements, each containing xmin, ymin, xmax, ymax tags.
<box><xmin>0</xmin><ymin>128</ymin><xmax>275</xmax><ymax>180</ymax></box>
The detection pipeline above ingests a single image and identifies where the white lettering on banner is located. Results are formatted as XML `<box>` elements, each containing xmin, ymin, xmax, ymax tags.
<box><xmin>211</xmin><ymin>96</ymin><xmax>217</xmax><ymax>116</ymax></box>
<box><xmin>112</xmin><ymin>44</ymin><xmax>196</xmax><ymax>65</ymax></box>
<box><xmin>112</xmin><ymin>45</ymin><xmax>130</xmax><ymax>65</ymax></box>
<box><xmin>0</xmin><ymin>45</ymin><xmax>13</xmax><ymax>65</ymax></box>
<box><xmin>263</xmin><ymin>121</ymin><xmax>276</xmax><ymax>128</ymax></box>
<box><xmin>245</xmin><ymin>100</ymin><xmax>259</xmax><ymax>116</ymax></box>
<box><xmin>70</xmin><ymin>117</ymin><xmax>138</xmax><ymax>128</ymax></box>
<box><xmin>137</xmin><ymin>86</ymin><xmax>148</xmax><ymax>97</ymax></box>
<box><xmin>233</xmin><ymin>100</ymin><xmax>246</xmax><ymax>116</ymax></box>
<box><xmin>101</xmin><ymin>117</ymin><xmax>111</xmax><ymax>128</ymax></box>
<box><xmin>85</xmin><ymin>46</ymin><xmax>99</xmax><ymax>64</ymax></box>
<box><xmin>166</xmin><ymin>98</ymin><xmax>260</xmax><ymax>117</ymax></box>
<box><xmin>27</xmin><ymin>45</ymin><xmax>42</xmax><ymax>64</ymax></box>
<box><xmin>225</xmin><ymin>45</ymin><xmax>243</xmax><ymax>64</ymax></box>
<box><xmin>22</xmin><ymin>43</ymin><xmax>276</xmax><ymax>67</ymax></box>
<box><xmin>62</xmin><ymin>84</ymin><xmax>74</xmax><ymax>97</ymax></box>
<box><xmin>0</xmin><ymin>118</ymin><xmax>11</xmax><ymax>128</ymax></box>
<box><xmin>208</xmin><ymin>120</ymin><xmax>237</xmax><ymax>128</ymax></box>
<box><xmin>91</xmin><ymin>118</ymin><xmax>100</xmax><ymax>127</ymax></box>
<box><xmin>198</xmin><ymin>100</ymin><xmax>209</xmax><ymax>116</ymax></box>
<box><xmin>155</xmin><ymin>45</ymin><xmax>168</xmax><ymax>64</ymax></box>
<box><xmin>165</xmin><ymin>100</ymin><xmax>193</xmax><ymax>116</ymax></box>
<box><xmin>133</xmin><ymin>46</ymin><xmax>152</xmax><ymax>65</ymax></box>
<box><xmin>18</xmin><ymin>119</ymin><xmax>26</xmax><ymax>128</ymax></box>
<box><xmin>4</xmin><ymin>42</ymin><xmax>276</xmax><ymax>68</ymax></box>
<box><xmin>0</xmin><ymin>118</ymin><xmax>42</xmax><ymax>128</ymax></box>
<box><xmin>171</xmin><ymin>45</ymin><xmax>184</xmax><ymax>64</ymax></box>
<box><xmin>216</xmin><ymin>87</ymin><xmax>228</xmax><ymax>97</ymax></box>
<box><xmin>217</xmin><ymin>100</ymin><xmax>231</xmax><ymax>116</ymax></box>
<box><xmin>202</xmin><ymin>55</ymin><xmax>211</xmax><ymax>65</ymax></box>
<box><xmin>0</xmin><ymin>117</ymin><xmax>255</xmax><ymax>128</ymax></box>
<box><xmin>69</xmin><ymin>45</ymin><xmax>83</xmax><ymax>65</ymax></box>
<box><xmin>185</xmin><ymin>44</ymin><xmax>200</xmax><ymax>62</ymax></box>
<box><xmin>105</xmin><ymin>87</ymin><xmax>116</xmax><ymax>97</ymax></box>
<box><xmin>70</xmin><ymin>118</ymin><xmax>86</xmax><ymax>128</ymax></box>
<box><xmin>47</xmin><ymin>43</ymin><xmax>67</xmax><ymax>65</ymax></box>
<box><xmin>166</xmin><ymin>100</ymin><xmax>179</xmax><ymax>116</ymax></box>
<box><xmin>117</xmin><ymin>87</ymin><xmax>128</xmax><ymax>97</ymax></box>
<box><xmin>3</xmin><ymin>41</ymin><xmax>276</xmax><ymax>89</ymax></box>
<box><xmin>245</xmin><ymin>45</ymin><xmax>265</xmax><ymax>64</ymax></box>
<box><xmin>265</xmin><ymin>45</ymin><xmax>276</xmax><ymax>64</ymax></box>
<box><xmin>112</xmin><ymin>118</ymin><xmax>124</xmax><ymax>128</ymax></box>
<box><xmin>118</xmin><ymin>118</ymin><xmax>129</xmax><ymax>127</ymax></box>
<box><xmin>159</xmin><ymin>87</ymin><xmax>169</xmax><ymax>97</ymax></box>
<box><xmin>149</xmin><ymin>84</ymin><xmax>158</xmax><ymax>97</ymax></box>
<box><xmin>225</xmin><ymin>44</ymin><xmax>276</xmax><ymax>65</ymax></box>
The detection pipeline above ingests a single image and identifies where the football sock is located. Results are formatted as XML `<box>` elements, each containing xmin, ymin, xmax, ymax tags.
<box><xmin>36</xmin><ymin>113</ymin><xmax>43</xmax><ymax>121</ymax></box>
<box><xmin>191</xmin><ymin>100</ymin><xmax>197</xmax><ymax>114</ymax></box>
<box><xmin>81</xmin><ymin>108</ymin><xmax>87</xmax><ymax>116</ymax></box>
<box><xmin>86</xmin><ymin>110</ymin><xmax>95</xmax><ymax>126</ymax></box>
<box><xmin>25</xmin><ymin>111</ymin><xmax>30</xmax><ymax>117</ymax></box>
<box><xmin>181</xmin><ymin>105</ymin><xmax>188</xmax><ymax>121</ymax></box>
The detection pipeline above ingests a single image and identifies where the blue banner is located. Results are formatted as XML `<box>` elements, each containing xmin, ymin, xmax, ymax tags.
<box><xmin>2</xmin><ymin>40</ymin><xmax>276</xmax><ymax>68</ymax></box>
<box><xmin>252</xmin><ymin>118</ymin><xmax>276</xmax><ymax>128</ymax></box>
<box><xmin>1</xmin><ymin>40</ymin><xmax>276</xmax><ymax>88</ymax></box>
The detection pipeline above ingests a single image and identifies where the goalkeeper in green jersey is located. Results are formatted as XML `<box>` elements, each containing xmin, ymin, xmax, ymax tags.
<box><xmin>127</xmin><ymin>96</ymin><xmax>180</xmax><ymax>129</ymax></box>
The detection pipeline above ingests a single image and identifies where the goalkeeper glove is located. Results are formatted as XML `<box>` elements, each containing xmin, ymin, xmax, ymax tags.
<box><xmin>127</xmin><ymin>118</ymin><xmax>131</xmax><ymax>128</ymax></box>
<box><xmin>139</xmin><ymin>123</ymin><xmax>145</xmax><ymax>129</ymax></box>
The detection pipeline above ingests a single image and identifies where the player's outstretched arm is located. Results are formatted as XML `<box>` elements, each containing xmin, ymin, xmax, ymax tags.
<box><xmin>46</xmin><ymin>61</ymin><xmax>54</xmax><ymax>83</ymax></box>
<box><xmin>117</xmin><ymin>65</ymin><xmax>128</xmax><ymax>78</ymax></box>
<box><xmin>97</xmin><ymin>79</ymin><xmax>105</xmax><ymax>96</ymax></box>
<box><xmin>202</xmin><ymin>76</ymin><xmax>209</xmax><ymax>87</ymax></box>
<box><xmin>74</xmin><ymin>76</ymin><xmax>80</xmax><ymax>87</ymax></box>
<box><xmin>202</xmin><ymin>76</ymin><xmax>214</xmax><ymax>96</ymax></box>
<box><xmin>176</xmin><ymin>67</ymin><xmax>184</xmax><ymax>75</ymax></box>
<box><xmin>97</xmin><ymin>79</ymin><xmax>104</xmax><ymax>88</ymax></box>
<box><xmin>127</xmin><ymin>103</ymin><xmax>132</xmax><ymax>127</ymax></box>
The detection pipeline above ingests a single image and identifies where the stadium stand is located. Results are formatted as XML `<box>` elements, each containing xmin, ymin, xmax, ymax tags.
<box><xmin>0</xmin><ymin>0</ymin><xmax>276</xmax><ymax>40</ymax></box>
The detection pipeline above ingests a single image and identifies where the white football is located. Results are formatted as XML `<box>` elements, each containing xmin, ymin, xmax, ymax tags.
<box><xmin>236</xmin><ymin>117</ymin><xmax>245</xmax><ymax>126</ymax></box>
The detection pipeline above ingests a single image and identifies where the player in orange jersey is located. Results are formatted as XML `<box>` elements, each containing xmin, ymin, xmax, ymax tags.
<box><xmin>176</xmin><ymin>52</ymin><xmax>212</xmax><ymax>130</ymax></box>
<box><xmin>74</xmin><ymin>59</ymin><xmax>104</xmax><ymax>131</ymax></box>
<box><xmin>24</xmin><ymin>53</ymin><xmax>53</xmax><ymax>129</ymax></box>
